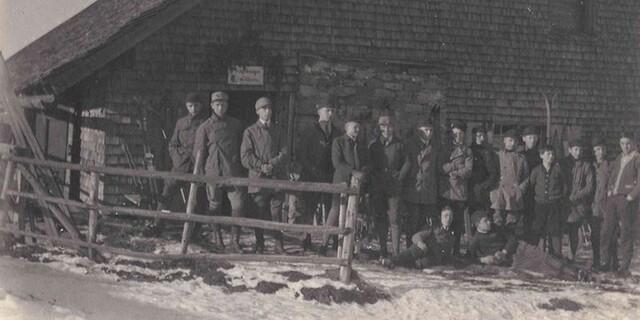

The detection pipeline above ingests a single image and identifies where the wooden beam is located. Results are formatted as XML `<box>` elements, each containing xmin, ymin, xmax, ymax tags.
<box><xmin>0</xmin><ymin>227</ymin><xmax>348</xmax><ymax>266</ymax></box>
<box><xmin>6</xmin><ymin>155</ymin><xmax>358</xmax><ymax>195</ymax></box>
<box><xmin>5</xmin><ymin>190</ymin><xmax>350</xmax><ymax>235</ymax></box>
<box><xmin>339</xmin><ymin>174</ymin><xmax>362</xmax><ymax>283</ymax></box>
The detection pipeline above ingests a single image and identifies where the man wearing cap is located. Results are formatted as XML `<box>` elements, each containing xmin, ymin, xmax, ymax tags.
<box><xmin>469</xmin><ymin>125</ymin><xmax>499</xmax><ymax>213</ymax></box>
<box><xmin>319</xmin><ymin>120</ymin><xmax>370</xmax><ymax>255</ymax></box>
<box><xmin>193</xmin><ymin>91</ymin><xmax>246</xmax><ymax>253</ymax></box>
<box><xmin>490</xmin><ymin>129</ymin><xmax>529</xmax><ymax>237</ymax></box>
<box><xmin>369</xmin><ymin>114</ymin><xmax>410</xmax><ymax>257</ymax></box>
<box><xmin>296</xmin><ymin>100</ymin><xmax>339</xmax><ymax>250</ymax></box>
<box><xmin>241</xmin><ymin>97</ymin><xmax>289</xmax><ymax>254</ymax></box>
<box><xmin>520</xmin><ymin>126</ymin><xmax>541</xmax><ymax>242</ymax></box>
<box><xmin>591</xmin><ymin>136</ymin><xmax>617</xmax><ymax>270</ymax></box>
<box><xmin>600</xmin><ymin>132</ymin><xmax>640</xmax><ymax>277</ymax></box>
<box><xmin>560</xmin><ymin>138</ymin><xmax>594</xmax><ymax>260</ymax></box>
<box><xmin>144</xmin><ymin>92</ymin><xmax>208</xmax><ymax>236</ymax></box>
<box><xmin>403</xmin><ymin>119</ymin><xmax>440</xmax><ymax>248</ymax></box>
<box><xmin>440</xmin><ymin>120</ymin><xmax>473</xmax><ymax>256</ymax></box>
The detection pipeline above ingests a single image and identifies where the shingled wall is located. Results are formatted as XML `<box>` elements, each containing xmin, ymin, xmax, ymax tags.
<box><xmin>73</xmin><ymin>0</ymin><xmax>640</xmax><ymax>202</ymax></box>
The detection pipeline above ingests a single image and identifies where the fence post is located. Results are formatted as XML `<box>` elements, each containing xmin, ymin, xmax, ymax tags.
<box><xmin>339</xmin><ymin>173</ymin><xmax>362</xmax><ymax>283</ymax></box>
<box><xmin>87</xmin><ymin>172</ymin><xmax>99</xmax><ymax>259</ymax></box>
<box><xmin>180</xmin><ymin>151</ymin><xmax>203</xmax><ymax>254</ymax></box>
<box><xmin>1</xmin><ymin>159</ymin><xmax>14</xmax><ymax>201</ymax></box>
<box><xmin>336</xmin><ymin>193</ymin><xmax>347</xmax><ymax>257</ymax></box>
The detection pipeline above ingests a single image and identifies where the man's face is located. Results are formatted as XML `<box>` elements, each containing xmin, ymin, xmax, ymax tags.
<box><xmin>379</xmin><ymin>123</ymin><xmax>394</xmax><ymax>139</ymax></box>
<box><xmin>186</xmin><ymin>102</ymin><xmax>203</xmax><ymax>116</ymax></box>
<box><xmin>441</xmin><ymin>209</ymin><xmax>453</xmax><ymax>228</ymax></box>
<box><xmin>503</xmin><ymin>137</ymin><xmax>516</xmax><ymax>151</ymax></box>
<box><xmin>569</xmin><ymin>146</ymin><xmax>582</xmax><ymax>160</ymax></box>
<box><xmin>345</xmin><ymin>122</ymin><xmax>360</xmax><ymax>139</ymax></box>
<box><xmin>523</xmin><ymin>134</ymin><xmax>538</xmax><ymax>150</ymax></box>
<box><xmin>452</xmin><ymin>128</ymin><xmax>465</xmax><ymax>144</ymax></box>
<box><xmin>540</xmin><ymin>150</ymin><xmax>554</xmax><ymax>164</ymax></box>
<box><xmin>211</xmin><ymin>100</ymin><xmax>228</xmax><ymax>118</ymax></box>
<box><xmin>317</xmin><ymin>107</ymin><xmax>334</xmax><ymax>122</ymax></box>
<box><xmin>593</xmin><ymin>146</ymin><xmax>606</xmax><ymax>161</ymax></box>
<box><xmin>418</xmin><ymin>126</ymin><xmax>433</xmax><ymax>142</ymax></box>
<box><xmin>477</xmin><ymin>217</ymin><xmax>492</xmax><ymax>233</ymax></box>
<box><xmin>256</xmin><ymin>105</ymin><xmax>272</xmax><ymax>122</ymax></box>
<box><xmin>620</xmin><ymin>137</ymin><xmax>634</xmax><ymax>155</ymax></box>
<box><xmin>475</xmin><ymin>132</ymin><xmax>486</xmax><ymax>145</ymax></box>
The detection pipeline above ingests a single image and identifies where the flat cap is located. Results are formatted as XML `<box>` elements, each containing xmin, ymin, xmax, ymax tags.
<box><xmin>503</xmin><ymin>129</ymin><xmax>519</xmax><ymax>139</ymax></box>
<box><xmin>568</xmin><ymin>137</ymin><xmax>585</xmax><ymax>148</ymax></box>
<box><xmin>522</xmin><ymin>126</ymin><xmax>539</xmax><ymax>136</ymax></box>
<box><xmin>185</xmin><ymin>92</ymin><xmax>203</xmax><ymax>104</ymax></box>
<box><xmin>255</xmin><ymin>97</ymin><xmax>272</xmax><ymax>110</ymax></box>
<box><xmin>210</xmin><ymin>91</ymin><xmax>229</xmax><ymax>102</ymax></box>
<box><xmin>450</xmin><ymin>120</ymin><xmax>467</xmax><ymax>131</ymax></box>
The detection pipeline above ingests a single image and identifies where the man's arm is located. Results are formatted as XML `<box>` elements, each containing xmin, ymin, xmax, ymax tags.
<box><xmin>572</xmin><ymin>164</ymin><xmax>594</xmax><ymax>202</ymax></box>
<box><xmin>240</xmin><ymin>129</ymin><xmax>263</xmax><ymax>171</ymax></box>
<box><xmin>450</xmin><ymin>148</ymin><xmax>473</xmax><ymax>179</ymax></box>
<box><xmin>192</xmin><ymin>124</ymin><xmax>207</xmax><ymax>174</ymax></box>
<box><xmin>332</xmin><ymin>138</ymin><xmax>353</xmax><ymax>175</ymax></box>
<box><xmin>167</xmin><ymin>122</ymin><xmax>183</xmax><ymax>166</ymax></box>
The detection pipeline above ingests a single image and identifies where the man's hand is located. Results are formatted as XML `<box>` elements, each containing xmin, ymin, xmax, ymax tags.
<box><xmin>261</xmin><ymin>163</ymin><xmax>273</xmax><ymax>175</ymax></box>
<box><xmin>626</xmin><ymin>194</ymin><xmax>634</xmax><ymax>202</ymax></box>
<box><xmin>479</xmin><ymin>255</ymin><xmax>496</xmax><ymax>265</ymax></box>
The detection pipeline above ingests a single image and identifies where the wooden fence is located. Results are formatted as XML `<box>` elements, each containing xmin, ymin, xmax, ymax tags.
<box><xmin>0</xmin><ymin>154</ymin><xmax>362</xmax><ymax>283</ymax></box>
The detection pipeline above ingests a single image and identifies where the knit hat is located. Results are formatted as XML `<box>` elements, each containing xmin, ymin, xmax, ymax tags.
<box><xmin>450</xmin><ymin>120</ymin><xmax>467</xmax><ymax>131</ymax></box>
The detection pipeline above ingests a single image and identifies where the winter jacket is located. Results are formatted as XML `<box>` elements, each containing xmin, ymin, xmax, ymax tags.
<box><xmin>403</xmin><ymin>135</ymin><xmax>440</xmax><ymax>204</ymax></box>
<box><xmin>241</xmin><ymin>120</ymin><xmax>288</xmax><ymax>193</ymax></box>
<box><xmin>412</xmin><ymin>226</ymin><xmax>456</xmax><ymax>263</ymax></box>
<box><xmin>331</xmin><ymin>134</ymin><xmax>370</xmax><ymax>184</ymax></box>
<box><xmin>369</xmin><ymin>136</ymin><xmax>410</xmax><ymax>196</ymax></box>
<box><xmin>193</xmin><ymin>113</ymin><xmax>245</xmax><ymax>178</ymax></box>
<box><xmin>469</xmin><ymin>143</ymin><xmax>499</xmax><ymax>206</ymax></box>
<box><xmin>490</xmin><ymin>150</ymin><xmax>529</xmax><ymax>211</ymax></box>
<box><xmin>297</xmin><ymin>121</ymin><xmax>338</xmax><ymax>183</ymax></box>
<box><xmin>528</xmin><ymin>162</ymin><xmax>566</xmax><ymax>204</ymax></box>
<box><xmin>607</xmin><ymin>151</ymin><xmax>640</xmax><ymax>200</ymax></box>
<box><xmin>440</xmin><ymin>143</ymin><xmax>473</xmax><ymax>201</ymax></box>
<box><xmin>167</xmin><ymin>113</ymin><xmax>207</xmax><ymax>173</ymax></box>
<box><xmin>560</xmin><ymin>157</ymin><xmax>594</xmax><ymax>222</ymax></box>
<box><xmin>593</xmin><ymin>159</ymin><xmax>611</xmax><ymax>218</ymax></box>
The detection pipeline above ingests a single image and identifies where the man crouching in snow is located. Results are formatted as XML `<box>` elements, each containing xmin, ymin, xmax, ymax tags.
<box><xmin>466</xmin><ymin>211</ymin><xmax>594</xmax><ymax>281</ymax></box>
<box><xmin>381</xmin><ymin>206</ymin><xmax>455</xmax><ymax>269</ymax></box>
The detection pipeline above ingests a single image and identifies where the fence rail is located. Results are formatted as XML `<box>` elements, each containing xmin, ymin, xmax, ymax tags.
<box><xmin>0</xmin><ymin>154</ymin><xmax>361</xmax><ymax>283</ymax></box>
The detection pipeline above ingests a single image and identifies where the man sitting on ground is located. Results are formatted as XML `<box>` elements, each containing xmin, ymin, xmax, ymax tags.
<box><xmin>466</xmin><ymin>211</ymin><xmax>517</xmax><ymax>266</ymax></box>
<box><xmin>381</xmin><ymin>206</ymin><xmax>455</xmax><ymax>269</ymax></box>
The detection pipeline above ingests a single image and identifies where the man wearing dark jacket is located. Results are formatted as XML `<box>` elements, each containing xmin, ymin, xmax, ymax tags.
<box><xmin>319</xmin><ymin>120</ymin><xmax>370</xmax><ymax>255</ymax></box>
<box><xmin>145</xmin><ymin>92</ymin><xmax>207</xmax><ymax>236</ymax></box>
<box><xmin>591</xmin><ymin>136</ymin><xmax>617</xmax><ymax>270</ymax></box>
<box><xmin>193</xmin><ymin>91</ymin><xmax>246</xmax><ymax>253</ymax></box>
<box><xmin>241</xmin><ymin>97</ymin><xmax>289</xmax><ymax>254</ymax></box>
<box><xmin>295</xmin><ymin>100</ymin><xmax>338</xmax><ymax>249</ymax></box>
<box><xmin>520</xmin><ymin>126</ymin><xmax>542</xmax><ymax>241</ymax></box>
<box><xmin>560</xmin><ymin>138</ymin><xmax>594</xmax><ymax>260</ymax></box>
<box><xmin>467</xmin><ymin>211</ymin><xmax>517</xmax><ymax>265</ymax></box>
<box><xmin>601</xmin><ymin>132</ymin><xmax>640</xmax><ymax>277</ymax></box>
<box><xmin>369</xmin><ymin>115</ymin><xmax>410</xmax><ymax>256</ymax></box>
<box><xmin>469</xmin><ymin>125</ymin><xmax>499</xmax><ymax>213</ymax></box>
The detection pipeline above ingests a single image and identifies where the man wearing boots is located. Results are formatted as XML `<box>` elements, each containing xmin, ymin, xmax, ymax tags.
<box><xmin>591</xmin><ymin>136</ymin><xmax>617</xmax><ymax>271</ymax></box>
<box><xmin>369</xmin><ymin>114</ymin><xmax>410</xmax><ymax>257</ymax></box>
<box><xmin>144</xmin><ymin>92</ymin><xmax>207</xmax><ymax>236</ymax></box>
<box><xmin>296</xmin><ymin>100</ymin><xmax>339</xmax><ymax>251</ymax></box>
<box><xmin>193</xmin><ymin>91</ymin><xmax>246</xmax><ymax>253</ymax></box>
<box><xmin>241</xmin><ymin>97</ymin><xmax>289</xmax><ymax>254</ymax></box>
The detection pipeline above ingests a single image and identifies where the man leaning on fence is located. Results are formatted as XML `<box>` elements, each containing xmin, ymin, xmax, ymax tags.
<box><xmin>193</xmin><ymin>91</ymin><xmax>246</xmax><ymax>253</ymax></box>
<box><xmin>241</xmin><ymin>97</ymin><xmax>289</xmax><ymax>254</ymax></box>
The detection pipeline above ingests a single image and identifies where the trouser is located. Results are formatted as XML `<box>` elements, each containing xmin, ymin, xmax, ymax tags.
<box><xmin>601</xmin><ymin>195</ymin><xmax>637</xmax><ymax>272</ymax></box>
<box><xmin>442</xmin><ymin>199</ymin><xmax>466</xmax><ymax>256</ymax></box>
<box><xmin>371</xmin><ymin>193</ymin><xmax>402</xmax><ymax>256</ymax></box>
<box><xmin>250</xmin><ymin>191</ymin><xmax>284</xmax><ymax>249</ymax></box>
<box><xmin>206</xmin><ymin>184</ymin><xmax>246</xmax><ymax>245</ymax></box>
<box><xmin>391</xmin><ymin>244</ymin><xmax>444</xmax><ymax>269</ymax></box>
<box><xmin>404</xmin><ymin>202</ymin><xmax>438</xmax><ymax>249</ymax></box>
<box><xmin>529</xmin><ymin>201</ymin><xmax>563</xmax><ymax>257</ymax></box>
<box><xmin>299</xmin><ymin>192</ymin><xmax>332</xmax><ymax>225</ymax></box>
<box><xmin>522</xmin><ymin>192</ymin><xmax>536</xmax><ymax>240</ymax></box>
<box><xmin>322</xmin><ymin>194</ymin><xmax>342</xmax><ymax>246</ymax></box>
<box><xmin>157</xmin><ymin>178</ymin><xmax>187</xmax><ymax>210</ymax></box>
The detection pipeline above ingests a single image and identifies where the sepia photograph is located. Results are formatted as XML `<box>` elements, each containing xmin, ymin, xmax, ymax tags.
<box><xmin>0</xmin><ymin>0</ymin><xmax>638</xmax><ymax>319</ymax></box>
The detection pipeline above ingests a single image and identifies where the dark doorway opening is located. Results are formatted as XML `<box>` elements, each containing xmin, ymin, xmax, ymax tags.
<box><xmin>227</xmin><ymin>91</ymin><xmax>276</xmax><ymax>127</ymax></box>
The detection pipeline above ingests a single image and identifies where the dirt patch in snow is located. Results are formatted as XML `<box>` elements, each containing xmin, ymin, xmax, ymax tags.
<box><xmin>278</xmin><ymin>270</ymin><xmax>312</xmax><ymax>282</ymax></box>
<box><xmin>537</xmin><ymin>298</ymin><xmax>585</xmax><ymax>311</ymax></box>
<box><xmin>255</xmin><ymin>281</ymin><xmax>288</xmax><ymax>294</ymax></box>
<box><xmin>299</xmin><ymin>268</ymin><xmax>390</xmax><ymax>305</ymax></box>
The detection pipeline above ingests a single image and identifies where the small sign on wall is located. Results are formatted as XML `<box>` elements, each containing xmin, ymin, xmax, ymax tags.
<box><xmin>227</xmin><ymin>65</ymin><xmax>264</xmax><ymax>85</ymax></box>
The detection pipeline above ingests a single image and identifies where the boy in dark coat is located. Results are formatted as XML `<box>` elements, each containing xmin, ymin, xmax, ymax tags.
<box><xmin>527</xmin><ymin>144</ymin><xmax>566</xmax><ymax>256</ymax></box>
<box><xmin>466</xmin><ymin>211</ymin><xmax>517</xmax><ymax>265</ymax></box>
<box><xmin>381</xmin><ymin>206</ymin><xmax>455</xmax><ymax>269</ymax></box>
<box><xmin>469</xmin><ymin>125</ymin><xmax>499</xmax><ymax>213</ymax></box>
<box><xmin>591</xmin><ymin>136</ymin><xmax>617</xmax><ymax>270</ymax></box>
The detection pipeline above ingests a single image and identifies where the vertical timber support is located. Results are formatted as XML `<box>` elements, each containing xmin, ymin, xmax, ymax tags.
<box><xmin>1</xmin><ymin>158</ymin><xmax>14</xmax><ymax>201</ymax></box>
<box><xmin>87</xmin><ymin>172</ymin><xmax>99</xmax><ymax>259</ymax></box>
<box><xmin>340</xmin><ymin>173</ymin><xmax>362</xmax><ymax>284</ymax></box>
<box><xmin>180</xmin><ymin>151</ymin><xmax>203</xmax><ymax>254</ymax></box>
<box><xmin>336</xmin><ymin>193</ymin><xmax>347</xmax><ymax>257</ymax></box>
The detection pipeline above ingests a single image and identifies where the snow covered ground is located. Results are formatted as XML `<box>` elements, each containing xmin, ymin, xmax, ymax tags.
<box><xmin>1</xmin><ymin>242</ymin><xmax>639</xmax><ymax>320</ymax></box>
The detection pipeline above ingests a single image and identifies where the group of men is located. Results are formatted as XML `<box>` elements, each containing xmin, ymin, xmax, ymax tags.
<box><xmin>150</xmin><ymin>91</ymin><xmax>638</xmax><ymax>278</ymax></box>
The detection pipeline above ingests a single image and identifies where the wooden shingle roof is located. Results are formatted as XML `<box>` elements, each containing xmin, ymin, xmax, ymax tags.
<box><xmin>6</xmin><ymin>0</ymin><xmax>201</xmax><ymax>94</ymax></box>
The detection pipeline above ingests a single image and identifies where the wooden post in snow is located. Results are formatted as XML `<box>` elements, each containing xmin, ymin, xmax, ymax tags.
<box><xmin>87</xmin><ymin>172</ymin><xmax>100</xmax><ymax>259</ymax></box>
<box><xmin>180</xmin><ymin>151</ymin><xmax>203</xmax><ymax>254</ymax></box>
<box><xmin>339</xmin><ymin>173</ymin><xmax>362</xmax><ymax>283</ymax></box>
<box><xmin>336</xmin><ymin>193</ymin><xmax>347</xmax><ymax>258</ymax></box>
